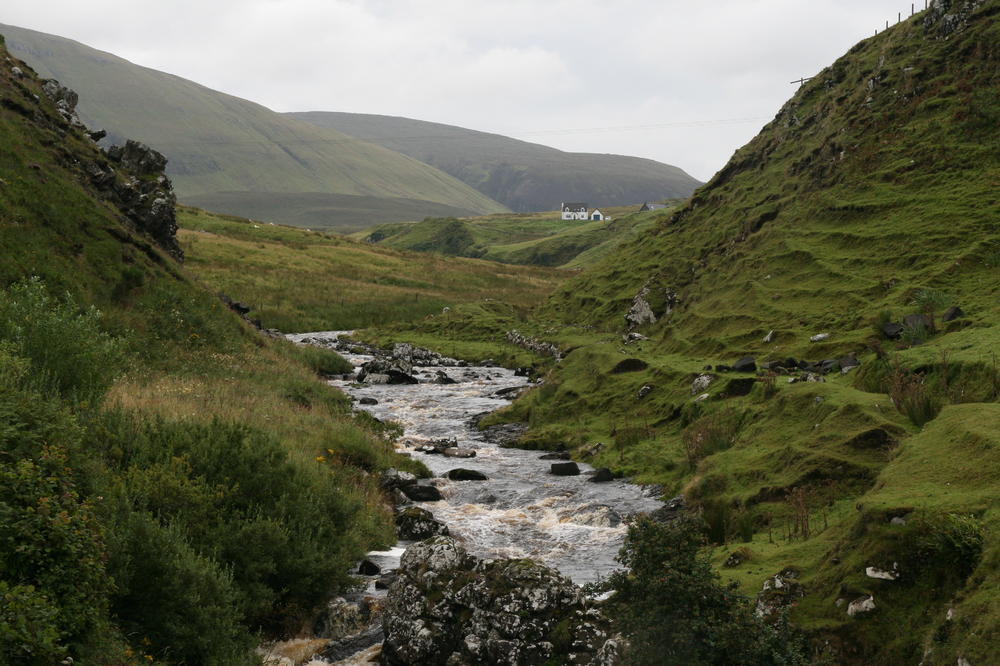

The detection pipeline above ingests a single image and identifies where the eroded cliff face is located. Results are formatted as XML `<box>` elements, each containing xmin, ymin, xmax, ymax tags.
<box><xmin>4</xmin><ymin>41</ymin><xmax>182</xmax><ymax>261</ymax></box>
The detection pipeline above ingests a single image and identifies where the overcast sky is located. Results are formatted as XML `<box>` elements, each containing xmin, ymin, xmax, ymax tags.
<box><xmin>6</xmin><ymin>0</ymin><xmax>917</xmax><ymax>181</ymax></box>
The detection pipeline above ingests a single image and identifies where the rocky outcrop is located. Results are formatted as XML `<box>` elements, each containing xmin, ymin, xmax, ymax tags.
<box><xmin>755</xmin><ymin>568</ymin><xmax>805</xmax><ymax>618</ymax></box>
<box><xmin>381</xmin><ymin>537</ymin><xmax>616</xmax><ymax>665</ymax></box>
<box><xmin>505</xmin><ymin>330</ymin><xmax>562</xmax><ymax>361</ymax></box>
<box><xmin>624</xmin><ymin>280</ymin><xmax>679</xmax><ymax>330</ymax></box>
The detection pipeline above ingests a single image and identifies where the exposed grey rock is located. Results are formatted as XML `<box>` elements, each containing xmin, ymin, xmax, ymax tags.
<box><xmin>846</xmin><ymin>595</ymin><xmax>876</xmax><ymax>617</ymax></box>
<box><xmin>732</xmin><ymin>356</ymin><xmax>757</xmax><ymax>373</ymax></box>
<box><xmin>691</xmin><ymin>373</ymin><xmax>714</xmax><ymax>395</ymax></box>
<box><xmin>313</xmin><ymin>596</ymin><xmax>379</xmax><ymax>640</ymax></box>
<box><xmin>762</xmin><ymin>329</ymin><xmax>775</xmax><ymax>343</ymax></box>
<box><xmin>358</xmin><ymin>358</ymin><xmax>419</xmax><ymax>385</ymax></box>
<box><xmin>649</xmin><ymin>495</ymin><xmax>686</xmax><ymax>522</ymax></box>
<box><xmin>636</xmin><ymin>384</ymin><xmax>653</xmax><ymax>399</ymax></box>
<box><xmin>380</xmin><ymin>468</ymin><xmax>417</xmax><ymax>491</ymax></box>
<box><xmin>865</xmin><ymin>565</ymin><xmax>898</xmax><ymax>581</ymax></box>
<box><xmin>755</xmin><ymin>568</ymin><xmax>804</xmax><ymax>618</ymax></box>
<box><xmin>446</xmin><ymin>468</ymin><xmax>488</xmax><ymax>481</ymax></box>
<box><xmin>396</xmin><ymin>506</ymin><xmax>449</xmax><ymax>540</ymax></box>
<box><xmin>359</xmin><ymin>397</ymin><xmax>379</xmax><ymax>405</ymax></box>
<box><xmin>588</xmin><ymin>468</ymin><xmax>614</xmax><ymax>483</ymax></box>
<box><xmin>401</xmin><ymin>483</ymin><xmax>443</xmax><ymax>502</ymax></box>
<box><xmin>881</xmin><ymin>321</ymin><xmax>905</xmax><ymax>339</ymax></box>
<box><xmin>810</xmin><ymin>333</ymin><xmax>831</xmax><ymax>343</ymax></box>
<box><xmin>539</xmin><ymin>452</ymin><xmax>571</xmax><ymax>460</ymax></box>
<box><xmin>942</xmin><ymin>305</ymin><xmax>966</xmax><ymax>322</ymax></box>
<box><xmin>358</xmin><ymin>559</ymin><xmax>381</xmax><ymax>576</ymax></box>
<box><xmin>550</xmin><ymin>462</ymin><xmax>581</xmax><ymax>476</ymax></box>
<box><xmin>624</xmin><ymin>280</ymin><xmax>679</xmax><ymax>331</ymax></box>
<box><xmin>10</xmin><ymin>66</ymin><xmax>23</xmax><ymax>78</ymax></box>
<box><xmin>434</xmin><ymin>370</ymin><xmax>457</xmax><ymax>385</ymax></box>
<box><xmin>506</xmin><ymin>330</ymin><xmax>562</xmax><ymax>360</ymax></box>
<box><xmin>380</xmin><ymin>537</ymin><xmax>616</xmax><ymax>666</ymax></box>
<box><xmin>890</xmin><ymin>516</ymin><xmax>907</xmax><ymax>526</ymax></box>
<box><xmin>443</xmin><ymin>447</ymin><xmax>477</xmax><ymax>459</ymax></box>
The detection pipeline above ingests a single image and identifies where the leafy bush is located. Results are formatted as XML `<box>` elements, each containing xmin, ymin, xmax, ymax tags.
<box><xmin>90</xmin><ymin>411</ymin><xmax>367</xmax><ymax>633</ymax></box>
<box><xmin>0</xmin><ymin>277</ymin><xmax>125</xmax><ymax>403</ymax></box>
<box><xmin>592</xmin><ymin>515</ymin><xmax>810</xmax><ymax>665</ymax></box>
<box><xmin>907</xmin><ymin>513</ymin><xmax>984</xmax><ymax>580</ymax></box>
<box><xmin>0</xmin><ymin>447</ymin><xmax>111</xmax><ymax>657</ymax></box>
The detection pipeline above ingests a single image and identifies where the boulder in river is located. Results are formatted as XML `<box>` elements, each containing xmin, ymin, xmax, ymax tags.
<box><xmin>550</xmin><ymin>462</ymin><xmax>580</xmax><ymax>476</ymax></box>
<box><xmin>380</xmin><ymin>536</ymin><xmax>616</xmax><ymax>666</ymax></box>
<box><xmin>443</xmin><ymin>447</ymin><xmax>477</xmax><ymax>458</ymax></box>
<box><xmin>588</xmin><ymin>468</ymin><xmax>615</xmax><ymax>483</ymax></box>
<box><xmin>358</xmin><ymin>559</ymin><xmax>381</xmax><ymax>576</ymax></box>
<box><xmin>446</xmin><ymin>468</ymin><xmax>488</xmax><ymax>481</ymax></box>
<box><xmin>395</xmin><ymin>506</ymin><xmax>449</xmax><ymax>540</ymax></box>
<box><xmin>358</xmin><ymin>396</ymin><xmax>379</xmax><ymax>405</ymax></box>
<box><xmin>379</xmin><ymin>468</ymin><xmax>417</xmax><ymax>491</ymax></box>
<box><xmin>401</xmin><ymin>483</ymin><xmax>443</xmax><ymax>502</ymax></box>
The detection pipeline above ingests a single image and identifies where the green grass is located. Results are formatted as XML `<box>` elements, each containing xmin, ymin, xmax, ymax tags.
<box><xmin>356</xmin><ymin>5</ymin><xmax>1000</xmax><ymax>662</ymax></box>
<box><xmin>0</xmin><ymin>23</ymin><xmax>508</xmax><ymax>231</ymax></box>
<box><xmin>0</xmin><ymin>37</ymin><xmax>425</xmax><ymax>663</ymax></box>
<box><xmin>354</xmin><ymin>204</ymin><xmax>676</xmax><ymax>268</ymax></box>
<box><xmin>178</xmin><ymin>206</ymin><xmax>567</xmax><ymax>332</ymax></box>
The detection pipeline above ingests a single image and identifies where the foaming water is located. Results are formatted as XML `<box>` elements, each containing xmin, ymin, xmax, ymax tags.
<box><xmin>296</xmin><ymin>331</ymin><xmax>661</xmax><ymax>587</ymax></box>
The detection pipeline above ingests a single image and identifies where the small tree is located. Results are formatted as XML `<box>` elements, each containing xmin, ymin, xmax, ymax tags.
<box><xmin>593</xmin><ymin>515</ymin><xmax>810</xmax><ymax>666</ymax></box>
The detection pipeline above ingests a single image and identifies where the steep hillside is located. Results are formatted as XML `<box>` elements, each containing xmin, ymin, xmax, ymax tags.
<box><xmin>0</xmin><ymin>23</ymin><xmax>508</xmax><ymax>231</ymax></box>
<box><xmin>287</xmin><ymin>111</ymin><xmax>703</xmax><ymax>212</ymax></box>
<box><xmin>364</xmin><ymin>2</ymin><xmax>1000</xmax><ymax>663</ymax></box>
<box><xmin>0</xmin><ymin>37</ymin><xmax>422</xmax><ymax>663</ymax></box>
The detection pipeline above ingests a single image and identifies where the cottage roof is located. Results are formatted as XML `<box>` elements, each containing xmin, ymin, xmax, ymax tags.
<box><xmin>561</xmin><ymin>202</ymin><xmax>588</xmax><ymax>212</ymax></box>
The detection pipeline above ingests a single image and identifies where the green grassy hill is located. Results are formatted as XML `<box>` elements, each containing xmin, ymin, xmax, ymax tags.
<box><xmin>356</xmin><ymin>203</ymin><xmax>674</xmax><ymax>268</ymax></box>
<box><xmin>287</xmin><ymin>111</ymin><xmax>704</xmax><ymax>212</ymax></box>
<box><xmin>362</xmin><ymin>3</ymin><xmax>1000</xmax><ymax>662</ymax></box>
<box><xmin>0</xmin><ymin>23</ymin><xmax>508</xmax><ymax>232</ymax></box>
<box><xmin>178</xmin><ymin>205</ymin><xmax>566</xmax><ymax>334</ymax></box>
<box><xmin>0</xmin><ymin>35</ymin><xmax>425</xmax><ymax>663</ymax></box>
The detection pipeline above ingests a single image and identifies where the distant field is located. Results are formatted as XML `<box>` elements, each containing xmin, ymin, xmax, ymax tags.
<box><xmin>182</xmin><ymin>191</ymin><xmax>484</xmax><ymax>233</ymax></box>
<box><xmin>355</xmin><ymin>203</ymin><xmax>679</xmax><ymax>268</ymax></box>
<box><xmin>178</xmin><ymin>207</ymin><xmax>566</xmax><ymax>332</ymax></box>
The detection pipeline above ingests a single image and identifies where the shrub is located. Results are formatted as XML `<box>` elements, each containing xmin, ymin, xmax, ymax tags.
<box><xmin>0</xmin><ymin>447</ymin><xmax>111</xmax><ymax>656</ymax></box>
<box><xmin>592</xmin><ymin>515</ymin><xmax>810</xmax><ymax>665</ymax></box>
<box><xmin>888</xmin><ymin>367</ymin><xmax>940</xmax><ymax>426</ymax></box>
<box><xmin>0</xmin><ymin>277</ymin><xmax>125</xmax><ymax>404</ymax></box>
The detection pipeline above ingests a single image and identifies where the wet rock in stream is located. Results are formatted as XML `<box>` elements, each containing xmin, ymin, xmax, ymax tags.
<box><xmin>396</xmin><ymin>506</ymin><xmax>449</xmax><ymax>540</ymax></box>
<box><xmin>381</xmin><ymin>536</ymin><xmax>616</xmax><ymax>666</ymax></box>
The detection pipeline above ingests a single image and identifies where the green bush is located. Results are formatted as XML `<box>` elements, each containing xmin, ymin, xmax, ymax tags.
<box><xmin>0</xmin><ymin>277</ymin><xmax>125</xmax><ymax>404</ymax></box>
<box><xmin>91</xmin><ymin>411</ymin><xmax>366</xmax><ymax>633</ymax></box>
<box><xmin>592</xmin><ymin>515</ymin><xmax>810</xmax><ymax>666</ymax></box>
<box><xmin>0</xmin><ymin>447</ymin><xmax>111</xmax><ymax>657</ymax></box>
<box><xmin>108</xmin><ymin>511</ymin><xmax>254</xmax><ymax>664</ymax></box>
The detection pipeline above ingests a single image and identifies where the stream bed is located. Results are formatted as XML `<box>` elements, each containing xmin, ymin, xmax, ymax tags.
<box><xmin>278</xmin><ymin>332</ymin><xmax>663</xmax><ymax>664</ymax></box>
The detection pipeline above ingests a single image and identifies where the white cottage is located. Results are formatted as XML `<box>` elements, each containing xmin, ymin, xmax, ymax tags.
<box><xmin>589</xmin><ymin>209</ymin><xmax>605</xmax><ymax>221</ymax></box>
<box><xmin>561</xmin><ymin>202</ymin><xmax>588</xmax><ymax>220</ymax></box>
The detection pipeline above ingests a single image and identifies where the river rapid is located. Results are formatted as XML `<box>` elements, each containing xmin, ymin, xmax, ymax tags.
<box><xmin>276</xmin><ymin>332</ymin><xmax>662</xmax><ymax>664</ymax></box>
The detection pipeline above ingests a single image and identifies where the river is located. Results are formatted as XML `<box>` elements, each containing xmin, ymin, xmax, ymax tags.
<box><xmin>275</xmin><ymin>332</ymin><xmax>662</xmax><ymax>664</ymax></box>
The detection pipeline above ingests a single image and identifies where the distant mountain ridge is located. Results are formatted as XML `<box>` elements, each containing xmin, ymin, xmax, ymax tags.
<box><xmin>286</xmin><ymin>112</ymin><xmax>703</xmax><ymax>212</ymax></box>
<box><xmin>0</xmin><ymin>23</ymin><xmax>508</xmax><ymax>232</ymax></box>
